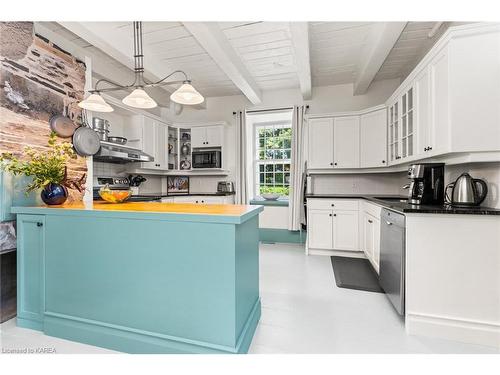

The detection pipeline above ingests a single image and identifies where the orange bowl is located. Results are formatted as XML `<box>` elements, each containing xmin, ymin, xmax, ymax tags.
<box><xmin>98</xmin><ymin>189</ymin><xmax>132</xmax><ymax>203</ymax></box>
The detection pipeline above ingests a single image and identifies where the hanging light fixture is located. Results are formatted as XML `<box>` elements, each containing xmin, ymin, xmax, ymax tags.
<box><xmin>78</xmin><ymin>21</ymin><xmax>204</xmax><ymax>113</ymax></box>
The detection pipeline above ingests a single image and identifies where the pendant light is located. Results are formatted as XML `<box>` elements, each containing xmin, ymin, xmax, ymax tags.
<box><xmin>170</xmin><ymin>81</ymin><xmax>204</xmax><ymax>105</ymax></box>
<box><xmin>78</xmin><ymin>22</ymin><xmax>204</xmax><ymax>112</ymax></box>
<box><xmin>122</xmin><ymin>88</ymin><xmax>157</xmax><ymax>109</ymax></box>
<box><xmin>78</xmin><ymin>93</ymin><xmax>114</xmax><ymax>112</ymax></box>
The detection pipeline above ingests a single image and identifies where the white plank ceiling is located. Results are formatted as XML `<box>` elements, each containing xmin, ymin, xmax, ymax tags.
<box><xmin>44</xmin><ymin>21</ymin><xmax>454</xmax><ymax>102</ymax></box>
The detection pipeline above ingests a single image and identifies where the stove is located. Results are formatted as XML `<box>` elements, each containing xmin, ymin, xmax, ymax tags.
<box><xmin>93</xmin><ymin>175</ymin><xmax>162</xmax><ymax>202</ymax></box>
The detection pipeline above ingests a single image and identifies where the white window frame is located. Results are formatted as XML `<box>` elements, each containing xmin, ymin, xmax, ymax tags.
<box><xmin>252</xmin><ymin>120</ymin><xmax>292</xmax><ymax>199</ymax></box>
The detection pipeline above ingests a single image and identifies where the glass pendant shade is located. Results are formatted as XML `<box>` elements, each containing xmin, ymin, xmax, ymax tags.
<box><xmin>122</xmin><ymin>88</ymin><xmax>157</xmax><ymax>109</ymax></box>
<box><xmin>78</xmin><ymin>93</ymin><xmax>114</xmax><ymax>112</ymax></box>
<box><xmin>170</xmin><ymin>83</ymin><xmax>204</xmax><ymax>105</ymax></box>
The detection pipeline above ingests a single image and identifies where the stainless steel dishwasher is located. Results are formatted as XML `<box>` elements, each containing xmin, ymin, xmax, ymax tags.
<box><xmin>380</xmin><ymin>208</ymin><xmax>406</xmax><ymax>316</ymax></box>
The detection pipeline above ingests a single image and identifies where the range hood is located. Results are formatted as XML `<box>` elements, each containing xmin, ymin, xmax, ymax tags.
<box><xmin>93</xmin><ymin>141</ymin><xmax>154</xmax><ymax>164</ymax></box>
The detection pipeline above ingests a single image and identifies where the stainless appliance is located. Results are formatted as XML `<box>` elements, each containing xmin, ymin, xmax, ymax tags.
<box><xmin>445</xmin><ymin>173</ymin><xmax>488</xmax><ymax>207</ymax></box>
<box><xmin>380</xmin><ymin>208</ymin><xmax>406</xmax><ymax>316</ymax></box>
<box><xmin>92</xmin><ymin>117</ymin><xmax>110</xmax><ymax>141</ymax></box>
<box><xmin>192</xmin><ymin>149</ymin><xmax>221</xmax><ymax>169</ymax></box>
<box><xmin>93</xmin><ymin>176</ymin><xmax>161</xmax><ymax>202</ymax></box>
<box><xmin>404</xmin><ymin>163</ymin><xmax>444</xmax><ymax>205</ymax></box>
<box><xmin>217</xmin><ymin>181</ymin><xmax>235</xmax><ymax>194</ymax></box>
<box><xmin>93</xmin><ymin>141</ymin><xmax>154</xmax><ymax>164</ymax></box>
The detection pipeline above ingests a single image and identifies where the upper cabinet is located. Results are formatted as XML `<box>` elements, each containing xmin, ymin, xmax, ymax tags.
<box><xmin>333</xmin><ymin>116</ymin><xmax>360</xmax><ymax>168</ymax></box>
<box><xmin>387</xmin><ymin>23</ymin><xmax>500</xmax><ymax>165</ymax></box>
<box><xmin>307</xmin><ymin>118</ymin><xmax>334</xmax><ymax>169</ymax></box>
<box><xmin>307</xmin><ymin>116</ymin><xmax>360</xmax><ymax>169</ymax></box>
<box><xmin>191</xmin><ymin>125</ymin><xmax>224</xmax><ymax>148</ymax></box>
<box><xmin>387</xmin><ymin>86</ymin><xmax>415</xmax><ymax>164</ymax></box>
<box><xmin>360</xmin><ymin>108</ymin><xmax>387</xmax><ymax>168</ymax></box>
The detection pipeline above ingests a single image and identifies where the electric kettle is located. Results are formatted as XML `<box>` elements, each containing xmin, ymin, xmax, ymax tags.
<box><xmin>445</xmin><ymin>173</ymin><xmax>488</xmax><ymax>207</ymax></box>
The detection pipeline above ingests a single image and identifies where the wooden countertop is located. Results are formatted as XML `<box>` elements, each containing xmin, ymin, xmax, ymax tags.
<box><xmin>12</xmin><ymin>201</ymin><xmax>264</xmax><ymax>224</ymax></box>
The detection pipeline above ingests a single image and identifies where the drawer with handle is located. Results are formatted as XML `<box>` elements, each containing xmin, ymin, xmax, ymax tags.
<box><xmin>307</xmin><ymin>198</ymin><xmax>359</xmax><ymax>211</ymax></box>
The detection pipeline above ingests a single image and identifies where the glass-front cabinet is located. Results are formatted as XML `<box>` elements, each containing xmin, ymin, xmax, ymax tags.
<box><xmin>388</xmin><ymin>86</ymin><xmax>415</xmax><ymax>164</ymax></box>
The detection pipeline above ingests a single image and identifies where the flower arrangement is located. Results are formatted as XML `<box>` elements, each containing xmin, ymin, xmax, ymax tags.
<box><xmin>0</xmin><ymin>132</ymin><xmax>86</xmax><ymax>204</ymax></box>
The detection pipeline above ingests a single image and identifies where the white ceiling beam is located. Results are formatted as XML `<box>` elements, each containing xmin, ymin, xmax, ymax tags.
<box><xmin>183</xmin><ymin>22</ymin><xmax>262</xmax><ymax>105</ymax></box>
<box><xmin>353</xmin><ymin>22</ymin><xmax>407</xmax><ymax>95</ymax></box>
<box><xmin>57</xmin><ymin>22</ymin><xmax>206</xmax><ymax>109</ymax></box>
<box><xmin>289</xmin><ymin>22</ymin><xmax>312</xmax><ymax>100</ymax></box>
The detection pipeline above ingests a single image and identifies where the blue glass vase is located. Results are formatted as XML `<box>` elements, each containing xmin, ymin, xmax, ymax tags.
<box><xmin>40</xmin><ymin>183</ymin><xmax>68</xmax><ymax>205</ymax></box>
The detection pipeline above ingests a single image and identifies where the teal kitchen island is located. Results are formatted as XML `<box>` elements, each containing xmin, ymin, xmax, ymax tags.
<box><xmin>12</xmin><ymin>201</ymin><xmax>263</xmax><ymax>354</ymax></box>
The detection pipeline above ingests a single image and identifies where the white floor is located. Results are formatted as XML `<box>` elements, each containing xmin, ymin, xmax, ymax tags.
<box><xmin>1</xmin><ymin>243</ymin><xmax>498</xmax><ymax>354</ymax></box>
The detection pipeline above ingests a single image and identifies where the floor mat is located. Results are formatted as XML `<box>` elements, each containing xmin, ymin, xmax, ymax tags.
<box><xmin>330</xmin><ymin>256</ymin><xmax>384</xmax><ymax>293</ymax></box>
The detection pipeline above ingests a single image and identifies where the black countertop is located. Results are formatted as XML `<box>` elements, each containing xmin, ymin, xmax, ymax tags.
<box><xmin>305</xmin><ymin>194</ymin><xmax>500</xmax><ymax>215</ymax></box>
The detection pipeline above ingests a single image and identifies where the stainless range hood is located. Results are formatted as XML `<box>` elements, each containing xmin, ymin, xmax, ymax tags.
<box><xmin>93</xmin><ymin>141</ymin><xmax>154</xmax><ymax>164</ymax></box>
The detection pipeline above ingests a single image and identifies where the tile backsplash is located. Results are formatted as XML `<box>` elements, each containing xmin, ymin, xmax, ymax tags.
<box><xmin>312</xmin><ymin>172</ymin><xmax>408</xmax><ymax>196</ymax></box>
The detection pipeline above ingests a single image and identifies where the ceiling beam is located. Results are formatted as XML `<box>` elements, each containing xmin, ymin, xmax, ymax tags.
<box><xmin>289</xmin><ymin>22</ymin><xmax>312</xmax><ymax>100</ymax></box>
<box><xmin>353</xmin><ymin>22</ymin><xmax>407</xmax><ymax>95</ymax></box>
<box><xmin>57</xmin><ymin>22</ymin><xmax>206</xmax><ymax>109</ymax></box>
<box><xmin>183</xmin><ymin>22</ymin><xmax>262</xmax><ymax>105</ymax></box>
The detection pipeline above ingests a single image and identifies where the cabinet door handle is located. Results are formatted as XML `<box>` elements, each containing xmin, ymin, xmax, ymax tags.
<box><xmin>37</xmin><ymin>222</ymin><xmax>43</xmax><ymax>227</ymax></box>
<box><xmin>334</xmin><ymin>162</ymin><xmax>337</xmax><ymax>166</ymax></box>
<box><xmin>428</xmin><ymin>146</ymin><xmax>432</xmax><ymax>151</ymax></box>
<box><xmin>333</xmin><ymin>214</ymin><xmax>337</xmax><ymax>217</ymax></box>
<box><xmin>368</xmin><ymin>219</ymin><xmax>373</xmax><ymax>224</ymax></box>
<box><xmin>385</xmin><ymin>221</ymin><xmax>393</xmax><ymax>225</ymax></box>
<box><xmin>331</xmin><ymin>204</ymin><xmax>335</xmax><ymax>207</ymax></box>
<box><xmin>382</xmin><ymin>160</ymin><xmax>386</xmax><ymax>164</ymax></box>
<box><xmin>329</xmin><ymin>213</ymin><xmax>332</xmax><ymax>217</ymax></box>
<box><xmin>330</xmin><ymin>162</ymin><xmax>333</xmax><ymax>166</ymax></box>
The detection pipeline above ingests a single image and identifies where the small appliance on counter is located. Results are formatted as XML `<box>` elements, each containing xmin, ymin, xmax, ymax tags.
<box><xmin>217</xmin><ymin>181</ymin><xmax>235</xmax><ymax>194</ymax></box>
<box><xmin>128</xmin><ymin>174</ymin><xmax>147</xmax><ymax>195</ymax></box>
<box><xmin>445</xmin><ymin>173</ymin><xmax>488</xmax><ymax>207</ymax></box>
<box><xmin>192</xmin><ymin>149</ymin><xmax>221</xmax><ymax>169</ymax></box>
<box><xmin>404</xmin><ymin>163</ymin><xmax>444</xmax><ymax>205</ymax></box>
<box><xmin>93</xmin><ymin>176</ymin><xmax>161</xmax><ymax>202</ymax></box>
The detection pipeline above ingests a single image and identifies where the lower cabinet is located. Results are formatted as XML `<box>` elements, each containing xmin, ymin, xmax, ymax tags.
<box><xmin>166</xmin><ymin>195</ymin><xmax>234</xmax><ymax>204</ymax></box>
<box><xmin>16</xmin><ymin>214</ymin><xmax>45</xmax><ymax>329</ymax></box>
<box><xmin>307</xmin><ymin>198</ymin><xmax>382</xmax><ymax>272</ymax></box>
<box><xmin>307</xmin><ymin>199</ymin><xmax>359</xmax><ymax>253</ymax></box>
<box><xmin>361</xmin><ymin>202</ymin><xmax>382</xmax><ymax>273</ymax></box>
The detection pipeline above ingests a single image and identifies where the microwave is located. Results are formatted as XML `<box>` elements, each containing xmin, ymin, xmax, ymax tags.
<box><xmin>192</xmin><ymin>149</ymin><xmax>222</xmax><ymax>169</ymax></box>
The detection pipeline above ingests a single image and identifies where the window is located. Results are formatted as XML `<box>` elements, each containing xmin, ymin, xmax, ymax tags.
<box><xmin>254</xmin><ymin>122</ymin><xmax>292</xmax><ymax>198</ymax></box>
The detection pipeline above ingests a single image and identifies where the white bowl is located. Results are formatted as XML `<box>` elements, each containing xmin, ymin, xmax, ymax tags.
<box><xmin>261</xmin><ymin>193</ymin><xmax>280</xmax><ymax>201</ymax></box>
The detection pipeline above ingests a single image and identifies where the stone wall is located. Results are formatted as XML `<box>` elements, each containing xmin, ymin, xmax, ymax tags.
<box><xmin>0</xmin><ymin>22</ymin><xmax>87</xmax><ymax>202</ymax></box>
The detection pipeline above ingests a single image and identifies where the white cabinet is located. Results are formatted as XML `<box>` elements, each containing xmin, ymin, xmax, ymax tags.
<box><xmin>332</xmin><ymin>210</ymin><xmax>359</xmax><ymax>250</ymax></box>
<box><xmin>333</xmin><ymin>116</ymin><xmax>360</xmax><ymax>168</ymax></box>
<box><xmin>123</xmin><ymin>116</ymin><xmax>167</xmax><ymax>170</ymax></box>
<box><xmin>387</xmin><ymin>86</ymin><xmax>415</xmax><ymax>164</ymax></box>
<box><xmin>361</xmin><ymin>201</ymin><xmax>382</xmax><ymax>273</ymax></box>
<box><xmin>172</xmin><ymin>195</ymin><xmax>233</xmax><ymax>204</ymax></box>
<box><xmin>360</xmin><ymin>109</ymin><xmax>387</xmax><ymax>168</ymax></box>
<box><xmin>307</xmin><ymin>199</ymin><xmax>360</xmax><ymax>253</ymax></box>
<box><xmin>415</xmin><ymin>67</ymin><xmax>431</xmax><ymax>157</ymax></box>
<box><xmin>191</xmin><ymin>126</ymin><xmax>223</xmax><ymax>148</ymax></box>
<box><xmin>307</xmin><ymin>116</ymin><xmax>360</xmax><ymax>169</ymax></box>
<box><xmin>307</xmin><ymin>209</ymin><xmax>333</xmax><ymax>249</ymax></box>
<box><xmin>428</xmin><ymin>46</ymin><xmax>450</xmax><ymax>156</ymax></box>
<box><xmin>307</xmin><ymin>118</ymin><xmax>334</xmax><ymax>169</ymax></box>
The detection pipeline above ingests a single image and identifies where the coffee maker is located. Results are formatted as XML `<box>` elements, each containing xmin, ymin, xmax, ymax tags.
<box><xmin>405</xmin><ymin>163</ymin><xmax>445</xmax><ymax>205</ymax></box>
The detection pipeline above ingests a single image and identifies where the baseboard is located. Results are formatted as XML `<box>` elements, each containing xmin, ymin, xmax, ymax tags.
<box><xmin>406</xmin><ymin>312</ymin><xmax>500</xmax><ymax>349</ymax></box>
<box><xmin>16</xmin><ymin>317</ymin><xmax>43</xmax><ymax>331</ymax></box>
<box><xmin>308</xmin><ymin>248</ymin><xmax>365</xmax><ymax>258</ymax></box>
<box><xmin>41</xmin><ymin>299</ymin><xmax>261</xmax><ymax>354</ymax></box>
<box><xmin>259</xmin><ymin>228</ymin><xmax>305</xmax><ymax>244</ymax></box>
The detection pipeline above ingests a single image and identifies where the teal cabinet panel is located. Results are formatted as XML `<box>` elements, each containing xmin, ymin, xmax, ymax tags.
<box><xmin>16</xmin><ymin>214</ymin><xmax>45</xmax><ymax>330</ymax></box>
<box><xmin>235</xmin><ymin>215</ymin><xmax>260</xmax><ymax>340</ymax></box>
